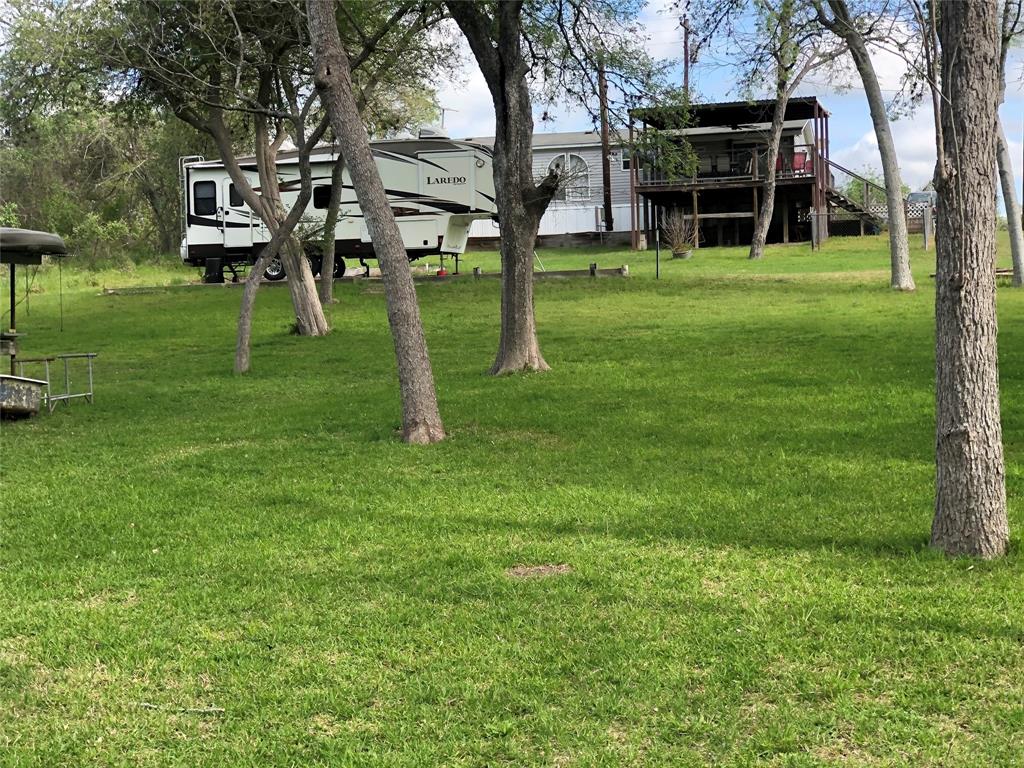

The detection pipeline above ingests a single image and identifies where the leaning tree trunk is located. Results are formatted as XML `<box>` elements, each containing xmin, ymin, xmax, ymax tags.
<box><xmin>931</xmin><ymin>0</ymin><xmax>1010</xmax><ymax>559</ymax></box>
<box><xmin>826</xmin><ymin>0</ymin><xmax>915</xmax><ymax>290</ymax></box>
<box><xmin>318</xmin><ymin>154</ymin><xmax>346</xmax><ymax>305</ymax></box>
<box><xmin>749</xmin><ymin>89</ymin><xmax>788</xmax><ymax>260</ymax></box>
<box><xmin>308</xmin><ymin>0</ymin><xmax>444</xmax><ymax>444</ymax></box>
<box><xmin>235</xmin><ymin>240</ymin><xmax>284</xmax><ymax>374</ymax></box>
<box><xmin>279</xmin><ymin>236</ymin><xmax>330</xmax><ymax>335</ymax></box>
<box><xmin>850</xmin><ymin>35</ymin><xmax>914</xmax><ymax>289</ymax></box>
<box><xmin>996</xmin><ymin>120</ymin><xmax>1024</xmax><ymax>287</ymax></box>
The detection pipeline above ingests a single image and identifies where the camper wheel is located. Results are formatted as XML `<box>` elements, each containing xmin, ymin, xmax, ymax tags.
<box><xmin>264</xmin><ymin>256</ymin><xmax>285</xmax><ymax>281</ymax></box>
<box><xmin>333</xmin><ymin>257</ymin><xmax>346</xmax><ymax>278</ymax></box>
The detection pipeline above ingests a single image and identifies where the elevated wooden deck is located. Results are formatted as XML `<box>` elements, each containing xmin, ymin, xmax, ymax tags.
<box><xmin>636</xmin><ymin>173</ymin><xmax>816</xmax><ymax>195</ymax></box>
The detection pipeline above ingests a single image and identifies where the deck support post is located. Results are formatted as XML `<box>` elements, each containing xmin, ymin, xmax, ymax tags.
<box><xmin>782</xmin><ymin>191</ymin><xmax>790</xmax><ymax>244</ymax></box>
<box><xmin>642</xmin><ymin>194</ymin><xmax>650</xmax><ymax>249</ymax></box>
<box><xmin>692</xmin><ymin>190</ymin><xmax>699</xmax><ymax>249</ymax></box>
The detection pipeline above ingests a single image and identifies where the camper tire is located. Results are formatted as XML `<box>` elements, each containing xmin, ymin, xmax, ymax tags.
<box><xmin>264</xmin><ymin>256</ymin><xmax>285</xmax><ymax>281</ymax></box>
<box><xmin>333</xmin><ymin>257</ymin><xmax>346</xmax><ymax>278</ymax></box>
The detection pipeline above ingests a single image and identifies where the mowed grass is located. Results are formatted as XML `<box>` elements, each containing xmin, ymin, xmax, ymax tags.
<box><xmin>1</xmin><ymin>235</ymin><xmax>1022</xmax><ymax>766</ymax></box>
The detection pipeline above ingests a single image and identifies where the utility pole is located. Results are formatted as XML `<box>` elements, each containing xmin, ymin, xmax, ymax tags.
<box><xmin>682</xmin><ymin>12</ymin><xmax>691</xmax><ymax>96</ymax></box>
<box><xmin>598</xmin><ymin>61</ymin><xmax>614</xmax><ymax>232</ymax></box>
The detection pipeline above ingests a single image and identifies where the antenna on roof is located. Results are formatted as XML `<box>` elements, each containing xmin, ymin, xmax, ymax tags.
<box><xmin>439</xmin><ymin>106</ymin><xmax>459</xmax><ymax>129</ymax></box>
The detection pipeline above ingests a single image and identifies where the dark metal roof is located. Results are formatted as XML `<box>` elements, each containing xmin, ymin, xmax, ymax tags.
<box><xmin>631</xmin><ymin>96</ymin><xmax>828</xmax><ymax>131</ymax></box>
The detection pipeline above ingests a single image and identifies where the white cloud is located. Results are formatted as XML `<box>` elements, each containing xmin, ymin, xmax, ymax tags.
<box><xmin>432</xmin><ymin>41</ymin><xmax>495</xmax><ymax>139</ymax></box>
<box><xmin>833</xmin><ymin>106</ymin><xmax>936</xmax><ymax>191</ymax></box>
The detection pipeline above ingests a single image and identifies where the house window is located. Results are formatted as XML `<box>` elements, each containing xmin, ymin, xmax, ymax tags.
<box><xmin>547</xmin><ymin>153</ymin><xmax>590</xmax><ymax>201</ymax></box>
<box><xmin>228</xmin><ymin>184</ymin><xmax>244</xmax><ymax>208</ymax></box>
<box><xmin>193</xmin><ymin>180</ymin><xmax>217</xmax><ymax>215</ymax></box>
<box><xmin>313</xmin><ymin>184</ymin><xmax>332</xmax><ymax>209</ymax></box>
<box><xmin>620</xmin><ymin>148</ymin><xmax>632</xmax><ymax>171</ymax></box>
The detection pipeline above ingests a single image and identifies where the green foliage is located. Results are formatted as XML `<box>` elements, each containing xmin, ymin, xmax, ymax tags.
<box><xmin>840</xmin><ymin>166</ymin><xmax>908</xmax><ymax>208</ymax></box>
<box><xmin>2</xmin><ymin>235</ymin><xmax>1022</xmax><ymax>764</ymax></box>
<box><xmin>0</xmin><ymin>108</ymin><xmax>205</xmax><ymax>263</ymax></box>
<box><xmin>0</xmin><ymin>202</ymin><xmax>20</xmax><ymax>227</ymax></box>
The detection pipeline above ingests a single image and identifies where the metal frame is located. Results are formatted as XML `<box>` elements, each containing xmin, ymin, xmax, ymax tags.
<box><xmin>15</xmin><ymin>352</ymin><xmax>97</xmax><ymax>413</ymax></box>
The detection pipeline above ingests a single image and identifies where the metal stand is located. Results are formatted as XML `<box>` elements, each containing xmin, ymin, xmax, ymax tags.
<box><xmin>15</xmin><ymin>353</ymin><xmax>97</xmax><ymax>412</ymax></box>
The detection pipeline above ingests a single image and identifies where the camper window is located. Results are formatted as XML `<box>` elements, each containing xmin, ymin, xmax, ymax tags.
<box><xmin>228</xmin><ymin>184</ymin><xmax>244</xmax><ymax>208</ymax></box>
<box><xmin>194</xmin><ymin>181</ymin><xmax>217</xmax><ymax>215</ymax></box>
<box><xmin>313</xmin><ymin>185</ymin><xmax>332</xmax><ymax>209</ymax></box>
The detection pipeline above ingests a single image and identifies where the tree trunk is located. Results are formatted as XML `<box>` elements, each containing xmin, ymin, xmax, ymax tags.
<box><xmin>235</xmin><ymin>241</ymin><xmax>281</xmax><ymax>374</ymax></box>
<box><xmin>996</xmin><ymin>119</ymin><xmax>1024</xmax><ymax>287</ymax></box>
<box><xmin>932</xmin><ymin>0</ymin><xmax>1009</xmax><ymax>558</ymax></box>
<box><xmin>822</xmin><ymin>0</ymin><xmax>915</xmax><ymax>290</ymax></box>
<box><xmin>280</xmin><ymin>236</ymin><xmax>330</xmax><ymax>335</ymax></box>
<box><xmin>849</xmin><ymin>34</ymin><xmax>914</xmax><ymax>289</ymax></box>
<box><xmin>308</xmin><ymin>0</ymin><xmax>444</xmax><ymax>444</ymax></box>
<box><xmin>139</xmin><ymin>181</ymin><xmax>176</xmax><ymax>254</ymax></box>
<box><xmin>448</xmin><ymin>1</ymin><xmax>553</xmax><ymax>374</ymax></box>
<box><xmin>488</xmin><ymin>87</ymin><xmax>551</xmax><ymax>374</ymax></box>
<box><xmin>318</xmin><ymin>153</ymin><xmax>346</xmax><ymax>305</ymax></box>
<box><xmin>491</xmin><ymin>193</ymin><xmax>548</xmax><ymax>374</ymax></box>
<box><xmin>749</xmin><ymin>88</ymin><xmax>787</xmax><ymax>260</ymax></box>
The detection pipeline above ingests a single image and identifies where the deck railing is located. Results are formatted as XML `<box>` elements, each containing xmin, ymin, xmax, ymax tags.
<box><xmin>639</xmin><ymin>144</ymin><xmax>818</xmax><ymax>186</ymax></box>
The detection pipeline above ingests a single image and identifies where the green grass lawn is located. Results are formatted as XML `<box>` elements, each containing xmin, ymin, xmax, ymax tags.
<box><xmin>1</xmin><ymin>235</ymin><xmax>1021</xmax><ymax>766</ymax></box>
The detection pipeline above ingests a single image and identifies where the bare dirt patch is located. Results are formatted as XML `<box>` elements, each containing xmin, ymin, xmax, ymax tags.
<box><xmin>505</xmin><ymin>563</ymin><xmax>573</xmax><ymax>579</ymax></box>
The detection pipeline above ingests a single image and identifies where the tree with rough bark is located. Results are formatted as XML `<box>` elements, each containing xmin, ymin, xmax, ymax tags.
<box><xmin>446</xmin><ymin>2</ymin><xmax>557</xmax><ymax>374</ymax></box>
<box><xmin>447</xmin><ymin>0</ymin><xmax>668</xmax><ymax>375</ymax></box>
<box><xmin>317</xmin><ymin>155</ymin><xmax>346</xmax><ymax>305</ymax></box>
<box><xmin>812</xmin><ymin>0</ymin><xmax>915</xmax><ymax>290</ymax></box>
<box><xmin>308</xmin><ymin>0</ymin><xmax>445</xmax><ymax>445</ymax></box>
<box><xmin>931</xmin><ymin>0</ymin><xmax>1010</xmax><ymax>558</ymax></box>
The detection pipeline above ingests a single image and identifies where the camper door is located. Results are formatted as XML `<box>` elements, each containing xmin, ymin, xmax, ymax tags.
<box><xmin>221</xmin><ymin>180</ymin><xmax>253</xmax><ymax>250</ymax></box>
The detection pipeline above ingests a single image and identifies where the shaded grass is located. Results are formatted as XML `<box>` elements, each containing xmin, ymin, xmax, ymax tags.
<box><xmin>1</xmin><ymin>235</ymin><xmax>1022</xmax><ymax>766</ymax></box>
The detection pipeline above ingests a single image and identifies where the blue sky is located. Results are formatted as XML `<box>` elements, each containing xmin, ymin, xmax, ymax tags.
<box><xmin>435</xmin><ymin>0</ymin><xmax>1024</xmax><ymax>199</ymax></box>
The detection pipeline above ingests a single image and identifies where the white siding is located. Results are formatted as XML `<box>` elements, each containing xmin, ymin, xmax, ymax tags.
<box><xmin>528</xmin><ymin>145</ymin><xmax>633</xmax><ymax>233</ymax></box>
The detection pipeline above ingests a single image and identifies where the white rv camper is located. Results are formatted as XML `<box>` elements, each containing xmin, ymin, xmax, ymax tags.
<box><xmin>180</xmin><ymin>135</ymin><xmax>496</xmax><ymax>281</ymax></box>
